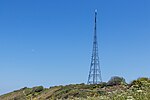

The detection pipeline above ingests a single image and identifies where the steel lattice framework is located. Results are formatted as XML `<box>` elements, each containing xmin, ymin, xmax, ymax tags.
<box><xmin>87</xmin><ymin>10</ymin><xmax>102</xmax><ymax>84</ymax></box>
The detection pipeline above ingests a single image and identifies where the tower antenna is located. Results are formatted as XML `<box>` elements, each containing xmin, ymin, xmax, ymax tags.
<box><xmin>87</xmin><ymin>9</ymin><xmax>102</xmax><ymax>84</ymax></box>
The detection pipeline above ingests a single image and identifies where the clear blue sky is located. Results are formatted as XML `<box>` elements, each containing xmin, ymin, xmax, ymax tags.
<box><xmin>0</xmin><ymin>0</ymin><xmax>150</xmax><ymax>95</ymax></box>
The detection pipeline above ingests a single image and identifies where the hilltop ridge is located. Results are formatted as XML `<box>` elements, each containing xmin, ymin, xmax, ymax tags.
<box><xmin>0</xmin><ymin>77</ymin><xmax>150</xmax><ymax>100</ymax></box>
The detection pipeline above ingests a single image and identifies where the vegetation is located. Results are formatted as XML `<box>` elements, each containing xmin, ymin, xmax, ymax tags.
<box><xmin>107</xmin><ymin>76</ymin><xmax>127</xmax><ymax>86</ymax></box>
<box><xmin>0</xmin><ymin>77</ymin><xmax>150</xmax><ymax>100</ymax></box>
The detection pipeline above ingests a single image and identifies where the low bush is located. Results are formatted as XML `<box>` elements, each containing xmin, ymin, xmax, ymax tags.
<box><xmin>32</xmin><ymin>86</ymin><xmax>44</xmax><ymax>93</ymax></box>
<box><xmin>107</xmin><ymin>76</ymin><xmax>126</xmax><ymax>86</ymax></box>
<box><xmin>130</xmin><ymin>77</ymin><xmax>150</xmax><ymax>87</ymax></box>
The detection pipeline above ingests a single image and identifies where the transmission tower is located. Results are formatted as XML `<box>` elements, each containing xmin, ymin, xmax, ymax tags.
<box><xmin>87</xmin><ymin>10</ymin><xmax>102</xmax><ymax>84</ymax></box>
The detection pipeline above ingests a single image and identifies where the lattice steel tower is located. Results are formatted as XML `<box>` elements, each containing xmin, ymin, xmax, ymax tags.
<box><xmin>87</xmin><ymin>10</ymin><xmax>102</xmax><ymax>84</ymax></box>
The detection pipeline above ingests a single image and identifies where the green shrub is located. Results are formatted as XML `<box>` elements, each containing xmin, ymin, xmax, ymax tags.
<box><xmin>97</xmin><ymin>90</ymin><xmax>106</xmax><ymax>95</ymax></box>
<box><xmin>130</xmin><ymin>80</ymin><xmax>142</xmax><ymax>87</ymax></box>
<box><xmin>137</xmin><ymin>77</ymin><xmax>149</xmax><ymax>82</ymax></box>
<box><xmin>99</xmin><ymin>82</ymin><xmax>107</xmax><ymax>88</ymax></box>
<box><xmin>130</xmin><ymin>77</ymin><xmax>150</xmax><ymax>87</ymax></box>
<box><xmin>107</xmin><ymin>76</ymin><xmax>126</xmax><ymax>86</ymax></box>
<box><xmin>32</xmin><ymin>86</ymin><xmax>44</xmax><ymax>93</ymax></box>
<box><xmin>24</xmin><ymin>88</ymin><xmax>32</xmax><ymax>95</ymax></box>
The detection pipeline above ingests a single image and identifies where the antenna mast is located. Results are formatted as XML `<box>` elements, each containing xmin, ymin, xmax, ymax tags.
<box><xmin>87</xmin><ymin>10</ymin><xmax>102</xmax><ymax>84</ymax></box>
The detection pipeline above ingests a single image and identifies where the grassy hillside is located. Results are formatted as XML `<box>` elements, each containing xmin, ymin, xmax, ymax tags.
<box><xmin>0</xmin><ymin>77</ymin><xmax>150</xmax><ymax>100</ymax></box>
